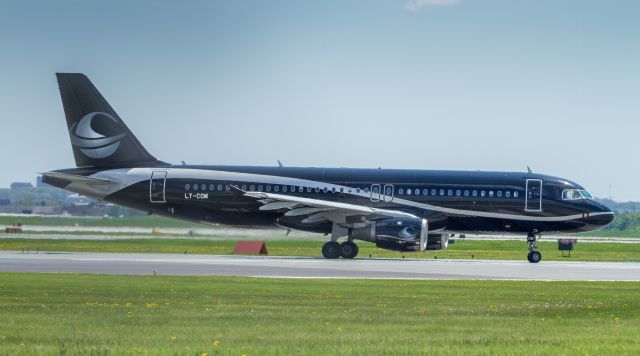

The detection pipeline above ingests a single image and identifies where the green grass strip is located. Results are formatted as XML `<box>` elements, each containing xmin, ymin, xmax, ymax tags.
<box><xmin>0</xmin><ymin>273</ymin><xmax>638</xmax><ymax>355</ymax></box>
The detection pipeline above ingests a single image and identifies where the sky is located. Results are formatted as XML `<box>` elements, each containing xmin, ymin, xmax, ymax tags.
<box><xmin>0</xmin><ymin>0</ymin><xmax>638</xmax><ymax>200</ymax></box>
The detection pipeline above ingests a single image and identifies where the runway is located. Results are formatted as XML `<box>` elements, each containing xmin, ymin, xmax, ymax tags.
<box><xmin>1</xmin><ymin>251</ymin><xmax>639</xmax><ymax>280</ymax></box>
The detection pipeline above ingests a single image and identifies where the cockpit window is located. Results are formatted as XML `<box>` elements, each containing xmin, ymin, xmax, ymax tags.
<box><xmin>561</xmin><ymin>189</ymin><xmax>592</xmax><ymax>200</ymax></box>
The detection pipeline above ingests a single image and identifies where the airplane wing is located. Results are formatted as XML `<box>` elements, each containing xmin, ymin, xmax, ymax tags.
<box><xmin>244</xmin><ymin>191</ymin><xmax>418</xmax><ymax>224</ymax></box>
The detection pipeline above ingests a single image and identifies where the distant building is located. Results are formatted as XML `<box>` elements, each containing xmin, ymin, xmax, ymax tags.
<box><xmin>10</xmin><ymin>182</ymin><xmax>33</xmax><ymax>189</ymax></box>
<box><xmin>31</xmin><ymin>206</ymin><xmax>57</xmax><ymax>215</ymax></box>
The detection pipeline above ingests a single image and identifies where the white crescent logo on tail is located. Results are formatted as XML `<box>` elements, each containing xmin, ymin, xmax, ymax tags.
<box><xmin>69</xmin><ymin>112</ymin><xmax>126</xmax><ymax>159</ymax></box>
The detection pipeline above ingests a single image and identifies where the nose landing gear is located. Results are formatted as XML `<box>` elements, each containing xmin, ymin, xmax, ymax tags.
<box><xmin>526</xmin><ymin>232</ymin><xmax>542</xmax><ymax>263</ymax></box>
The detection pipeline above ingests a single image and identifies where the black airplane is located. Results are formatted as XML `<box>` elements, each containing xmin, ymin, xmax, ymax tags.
<box><xmin>43</xmin><ymin>73</ymin><xmax>614</xmax><ymax>263</ymax></box>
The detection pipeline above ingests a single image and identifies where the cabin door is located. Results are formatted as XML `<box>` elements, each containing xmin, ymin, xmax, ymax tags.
<box><xmin>150</xmin><ymin>171</ymin><xmax>167</xmax><ymax>203</ymax></box>
<box><xmin>525</xmin><ymin>179</ymin><xmax>542</xmax><ymax>212</ymax></box>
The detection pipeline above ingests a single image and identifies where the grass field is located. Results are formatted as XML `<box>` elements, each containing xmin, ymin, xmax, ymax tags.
<box><xmin>0</xmin><ymin>273</ymin><xmax>638</xmax><ymax>355</ymax></box>
<box><xmin>1</xmin><ymin>237</ymin><xmax>639</xmax><ymax>262</ymax></box>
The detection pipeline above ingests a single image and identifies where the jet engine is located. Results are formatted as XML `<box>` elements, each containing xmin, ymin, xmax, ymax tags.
<box><xmin>351</xmin><ymin>218</ymin><xmax>449</xmax><ymax>252</ymax></box>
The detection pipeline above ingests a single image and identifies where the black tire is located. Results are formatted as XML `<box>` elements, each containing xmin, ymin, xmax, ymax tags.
<box><xmin>322</xmin><ymin>241</ymin><xmax>341</xmax><ymax>259</ymax></box>
<box><xmin>340</xmin><ymin>241</ymin><xmax>359</xmax><ymax>259</ymax></box>
<box><xmin>527</xmin><ymin>252</ymin><xmax>533</xmax><ymax>263</ymax></box>
<box><xmin>529</xmin><ymin>251</ymin><xmax>542</xmax><ymax>263</ymax></box>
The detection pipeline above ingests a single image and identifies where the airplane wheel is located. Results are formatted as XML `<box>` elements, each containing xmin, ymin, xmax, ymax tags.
<box><xmin>528</xmin><ymin>251</ymin><xmax>542</xmax><ymax>263</ymax></box>
<box><xmin>322</xmin><ymin>241</ymin><xmax>341</xmax><ymax>259</ymax></box>
<box><xmin>340</xmin><ymin>241</ymin><xmax>359</xmax><ymax>259</ymax></box>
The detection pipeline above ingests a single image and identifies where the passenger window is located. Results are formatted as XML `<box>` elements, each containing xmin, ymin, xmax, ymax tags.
<box><xmin>193</xmin><ymin>184</ymin><xmax>199</xmax><ymax>191</ymax></box>
<box><xmin>481</xmin><ymin>190</ymin><xmax>486</xmax><ymax>197</ymax></box>
<box><xmin>299</xmin><ymin>186</ymin><xmax>304</xmax><ymax>193</ymax></box>
<box><xmin>241</xmin><ymin>185</ymin><xmax>247</xmax><ymax>191</ymax></box>
<box><xmin>385</xmin><ymin>186</ymin><xmax>392</xmax><ymax>195</ymax></box>
<box><xmin>274</xmin><ymin>186</ymin><xmax>280</xmax><ymax>192</ymax></box>
<box><xmin>356</xmin><ymin>188</ymin><xmax>361</xmax><ymax>193</ymax></box>
<box><xmin>283</xmin><ymin>186</ymin><xmax>288</xmax><ymax>192</ymax></box>
<box><xmin>505</xmin><ymin>191</ymin><xmax>511</xmax><ymax>198</ymax></box>
<box><xmin>456</xmin><ymin>190</ymin><xmax>461</xmax><ymax>196</ymax></box>
<box><xmin>307</xmin><ymin>187</ymin><xmax>312</xmax><ymax>193</ymax></box>
<box><xmin>365</xmin><ymin>187</ymin><xmax>370</xmax><ymax>193</ymax></box>
<box><xmin>315</xmin><ymin>187</ymin><xmax>320</xmax><ymax>193</ymax></box>
<box><xmin>489</xmin><ymin>191</ymin><xmax>494</xmax><ymax>197</ymax></box>
<box><xmin>415</xmin><ymin>189</ymin><xmax>420</xmax><ymax>196</ymax></box>
<box><xmin>472</xmin><ymin>190</ymin><xmax>477</xmax><ymax>197</ymax></box>
<box><xmin>432</xmin><ymin>189</ymin><xmax>437</xmax><ymax>196</ymax></box>
<box><xmin>423</xmin><ymin>188</ymin><xmax>429</xmax><ymax>196</ymax></box>
<box><xmin>440</xmin><ymin>189</ymin><xmax>445</xmax><ymax>196</ymax></box>
<box><xmin>225</xmin><ymin>185</ymin><xmax>231</xmax><ymax>191</ymax></box>
<box><xmin>464</xmin><ymin>190</ymin><xmax>469</xmax><ymax>197</ymax></box>
<box><xmin>331</xmin><ymin>187</ymin><xmax>336</xmax><ymax>193</ymax></box>
<box><xmin>201</xmin><ymin>184</ymin><xmax>206</xmax><ymax>191</ymax></box>
<box><xmin>407</xmin><ymin>189</ymin><xmax>412</xmax><ymax>195</ymax></box>
<box><xmin>497</xmin><ymin>191</ymin><xmax>502</xmax><ymax>198</ymax></box>
<box><xmin>448</xmin><ymin>189</ymin><xmax>453</xmax><ymax>196</ymax></box>
<box><xmin>258</xmin><ymin>185</ymin><xmax>264</xmax><ymax>192</ymax></box>
<box><xmin>514</xmin><ymin>191</ymin><xmax>518</xmax><ymax>198</ymax></box>
<box><xmin>323</xmin><ymin>187</ymin><xmax>328</xmax><ymax>193</ymax></box>
<box><xmin>250</xmin><ymin>185</ymin><xmax>255</xmax><ymax>191</ymax></box>
<box><xmin>217</xmin><ymin>184</ymin><xmax>223</xmax><ymax>191</ymax></box>
<box><xmin>185</xmin><ymin>184</ymin><xmax>190</xmax><ymax>191</ymax></box>
<box><xmin>209</xmin><ymin>184</ymin><xmax>214</xmax><ymax>191</ymax></box>
<box><xmin>398</xmin><ymin>188</ymin><xmax>404</xmax><ymax>195</ymax></box>
<box><xmin>266</xmin><ymin>185</ymin><xmax>272</xmax><ymax>192</ymax></box>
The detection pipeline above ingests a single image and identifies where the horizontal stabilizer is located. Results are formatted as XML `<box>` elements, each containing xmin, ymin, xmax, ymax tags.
<box><xmin>41</xmin><ymin>172</ymin><xmax>116</xmax><ymax>186</ymax></box>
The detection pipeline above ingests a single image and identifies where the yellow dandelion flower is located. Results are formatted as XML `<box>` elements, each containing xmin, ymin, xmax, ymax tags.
<box><xmin>213</xmin><ymin>340</ymin><xmax>220</xmax><ymax>347</ymax></box>
<box><xmin>171</xmin><ymin>336</ymin><xmax>177</xmax><ymax>342</ymax></box>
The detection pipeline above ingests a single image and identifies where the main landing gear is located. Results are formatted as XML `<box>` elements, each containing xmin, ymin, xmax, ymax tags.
<box><xmin>321</xmin><ymin>241</ymin><xmax>359</xmax><ymax>259</ymax></box>
<box><xmin>526</xmin><ymin>232</ymin><xmax>542</xmax><ymax>263</ymax></box>
<box><xmin>322</xmin><ymin>225</ymin><xmax>359</xmax><ymax>259</ymax></box>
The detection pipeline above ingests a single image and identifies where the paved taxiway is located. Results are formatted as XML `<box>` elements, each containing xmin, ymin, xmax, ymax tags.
<box><xmin>1</xmin><ymin>251</ymin><xmax>639</xmax><ymax>280</ymax></box>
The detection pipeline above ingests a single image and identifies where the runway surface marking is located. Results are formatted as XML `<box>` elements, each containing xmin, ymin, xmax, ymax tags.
<box><xmin>1</xmin><ymin>251</ymin><xmax>639</xmax><ymax>280</ymax></box>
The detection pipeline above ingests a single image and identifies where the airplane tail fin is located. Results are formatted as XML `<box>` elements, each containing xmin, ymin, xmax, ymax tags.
<box><xmin>56</xmin><ymin>73</ymin><xmax>163</xmax><ymax>168</ymax></box>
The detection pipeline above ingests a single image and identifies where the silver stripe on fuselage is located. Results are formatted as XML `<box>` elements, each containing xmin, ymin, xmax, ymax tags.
<box><xmin>89</xmin><ymin>167</ymin><xmax>611</xmax><ymax>223</ymax></box>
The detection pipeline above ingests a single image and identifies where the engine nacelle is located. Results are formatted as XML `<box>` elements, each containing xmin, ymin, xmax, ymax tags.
<box><xmin>351</xmin><ymin>218</ymin><xmax>449</xmax><ymax>252</ymax></box>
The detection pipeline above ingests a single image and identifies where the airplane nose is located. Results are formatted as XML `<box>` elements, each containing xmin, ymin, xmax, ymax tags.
<box><xmin>599</xmin><ymin>211</ymin><xmax>614</xmax><ymax>226</ymax></box>
<box><xmin>591</xmin><ymin>202</ymin><xmax>614</xmax><ymax>226</ymax></box>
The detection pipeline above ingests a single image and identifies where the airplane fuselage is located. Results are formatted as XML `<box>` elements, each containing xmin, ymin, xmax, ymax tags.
<box><xmin>46</xmin><ymin>165</ymin><xmax>613</xmax><ymax>235</ymax></box>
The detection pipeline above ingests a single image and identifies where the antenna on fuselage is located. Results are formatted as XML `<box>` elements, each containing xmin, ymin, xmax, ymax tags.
<box><xmin>527</xmin><ymin>166</ymin><xmax>532</xmax><ymax>174</ymax></box>
<box><xmin>277</xmin><ymin>160</ymin><xmax>283</xmax><ymax>168</ymax></box>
